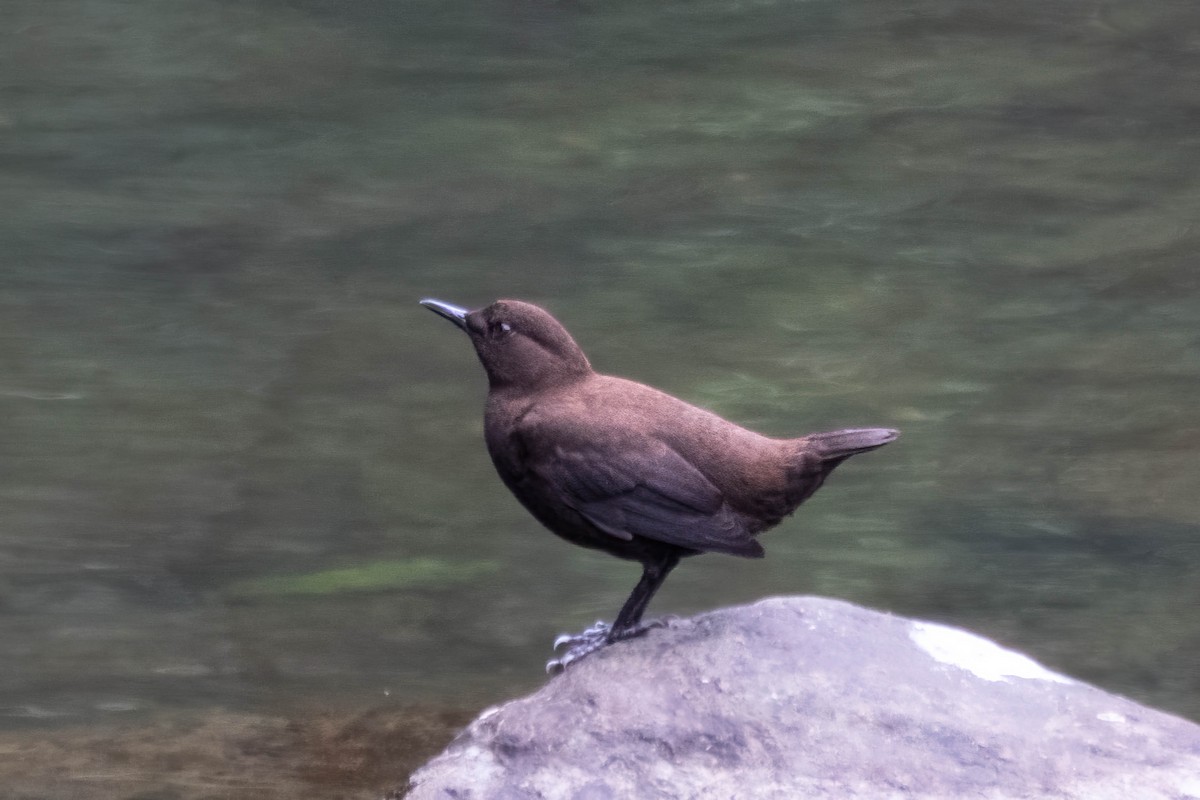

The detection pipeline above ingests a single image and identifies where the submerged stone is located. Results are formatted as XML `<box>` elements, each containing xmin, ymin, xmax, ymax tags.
<box><xmin>404</xmin><ymin>596</ymin><xmax>1200</xmax><ymax>800</ymax></box>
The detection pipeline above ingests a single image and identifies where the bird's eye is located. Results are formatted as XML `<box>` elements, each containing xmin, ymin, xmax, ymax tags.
<box><xmin>489</xmin><ymin>320</ymin><xmax>513</xmax><ymax>339</ymax></box>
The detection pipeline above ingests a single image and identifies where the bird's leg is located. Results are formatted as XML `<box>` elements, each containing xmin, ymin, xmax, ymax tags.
<box><xmin>608</xmin><ymin>551</ymin><xmax>680</xmax><ymax>640</ymax></box>
<box><xmin>546</xmin><ymin>552</ymin><xmax>680</xmax><ymax>674</ymax></box>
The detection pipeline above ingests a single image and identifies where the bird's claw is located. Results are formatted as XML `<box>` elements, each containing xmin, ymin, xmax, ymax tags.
<box><xmin>546</xmin><ymin>621</ymin><xmax>610</xmax><ymax>674</ymax></box>
<box><xmin>545</xmin><ymin>641</ymin><xmax>604</xmax><ymax>674</ymax></box>
<box><xmin>552</xmin><ymin>620</ymin><xmax>610</xmax><ymax>652</ymax></box>
<box><xmin>545</xmin><ymin>616</ymin><xmax>677</xmax><ymax>674</ymax></box>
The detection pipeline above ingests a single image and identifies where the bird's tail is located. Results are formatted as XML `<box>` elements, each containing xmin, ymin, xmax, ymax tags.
<box><xmin>807</xmin><ymin>428</ymin><xmax>899</xmax><ymax>461</ymax></box>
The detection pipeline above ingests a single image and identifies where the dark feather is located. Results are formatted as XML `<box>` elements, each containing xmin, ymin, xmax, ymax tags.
<box><xmin>538</xmin><ymin>442</ymin><xmax>764</xmax><ymax>557</ymax></box>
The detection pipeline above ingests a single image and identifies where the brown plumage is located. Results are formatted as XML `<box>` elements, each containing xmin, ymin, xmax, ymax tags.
<box><xmin>421</xmin><ymin>298</ymin><xmax>897</xmax><ymax>671</ymax></box>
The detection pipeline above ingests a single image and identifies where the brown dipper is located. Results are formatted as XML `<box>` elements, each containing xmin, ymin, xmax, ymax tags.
<box><xmin>420</xmin><ymin>298</ymin><xmax>897</xmax><ymax>671</ymax></box>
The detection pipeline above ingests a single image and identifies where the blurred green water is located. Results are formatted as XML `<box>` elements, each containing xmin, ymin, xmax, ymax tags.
<box><xmin>0</xmin><ymin>0</ymin><xmax>1198</xmax><ymax>731</ymax></box>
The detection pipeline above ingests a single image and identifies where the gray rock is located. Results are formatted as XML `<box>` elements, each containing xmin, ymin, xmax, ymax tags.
<box><xmin>405</xmin><ymin>597</ymin><xmax>1200</xmax><ymax>800</ymax></box>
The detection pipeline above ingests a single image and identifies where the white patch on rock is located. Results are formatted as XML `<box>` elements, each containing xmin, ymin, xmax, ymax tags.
<box><xmin>1174</xmin><ymin>776</ymin><xmax>1200</xmax><ymax>798</ymax></box>
<box><xmin>909</xmin><ymin>621</ymin><xmax>1072</xmax><ymax>684</ymax></box>
<box><xmin>1098</xmin><ymin>711</ymin><xmax>1127</xmax><ymax>724</ymax></box>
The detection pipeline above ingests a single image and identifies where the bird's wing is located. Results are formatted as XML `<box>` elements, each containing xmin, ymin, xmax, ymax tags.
<box><xmin>533</xmin><ymin>436</ymin><xmax>765</xmax><ymax>558</ymax></box>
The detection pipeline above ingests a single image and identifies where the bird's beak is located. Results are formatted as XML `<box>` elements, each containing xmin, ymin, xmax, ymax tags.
<box><xmin>420</xmin><ymin>298</ymin><xmax>470</xmax><ymax>332</ymax></box>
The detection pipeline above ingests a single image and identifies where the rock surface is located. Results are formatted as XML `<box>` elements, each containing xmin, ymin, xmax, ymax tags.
<box><xmin>405</xmin><ymin>596</ymin><xmax>1200</xmax><ymax>800</ymax></box>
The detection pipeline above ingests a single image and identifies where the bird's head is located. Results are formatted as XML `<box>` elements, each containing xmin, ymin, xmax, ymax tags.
<box><xmin>420</xmin><ymin>298</ymin><xmax>592</xmax><ymax>391</ymax></box>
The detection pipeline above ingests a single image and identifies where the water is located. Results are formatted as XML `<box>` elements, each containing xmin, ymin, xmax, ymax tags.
<box><xmin>2</xmin><ymin>0</ymin><xmax>1199</xmax><ymax>787</ymax></box>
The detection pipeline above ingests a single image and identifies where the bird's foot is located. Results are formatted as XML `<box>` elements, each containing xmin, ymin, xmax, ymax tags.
<box><xmin>544</xmin><ymin>616</ymin><xmax>677</xmax><ymax>674</ymax></box>
<box><xmin>545</xmin><ymin>620</ymin><xmax>609</xmax><ymax>674</ymax></box>
<box><xmin>552</xmin><ymin>620</ymin><xmax>611</xmax><ymax>652</ymax></box>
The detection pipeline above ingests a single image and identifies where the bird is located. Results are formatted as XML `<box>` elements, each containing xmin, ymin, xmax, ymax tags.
<box><xmin>420</xmin><ymin>298</ymin><xmax>897</xmax><ymax>672</ymax></box>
